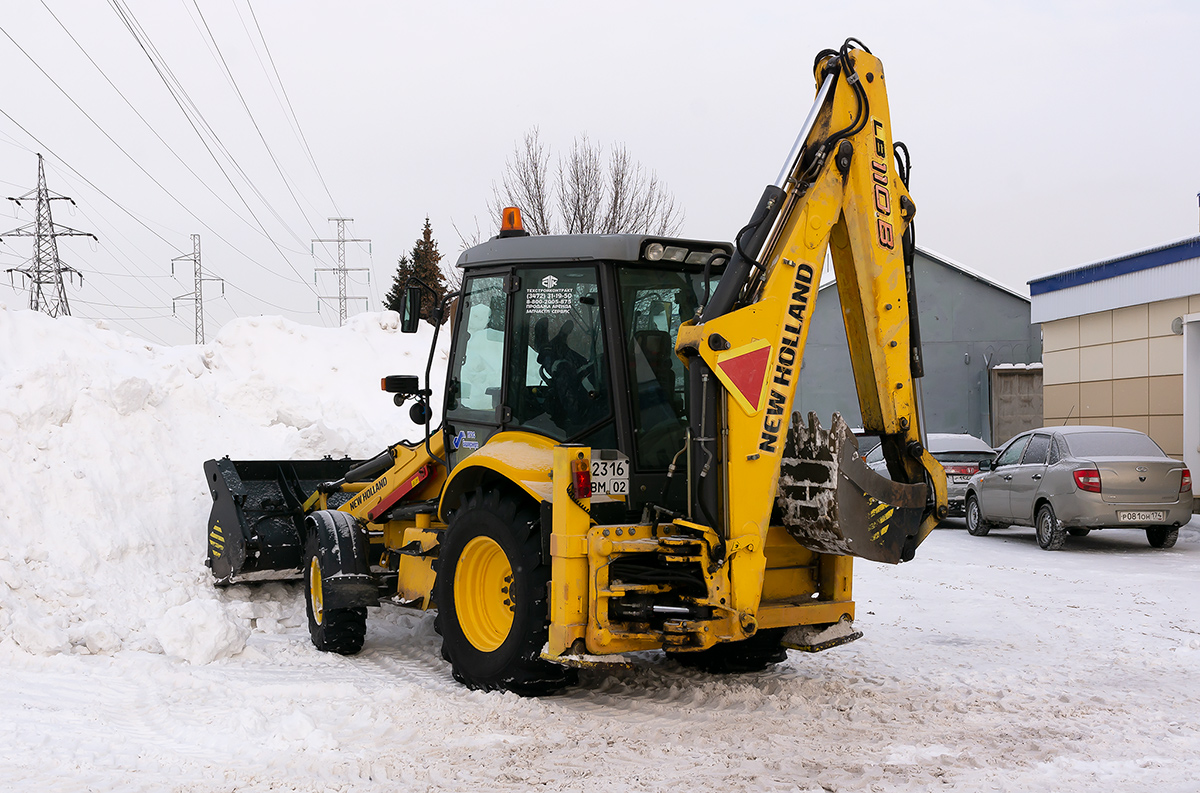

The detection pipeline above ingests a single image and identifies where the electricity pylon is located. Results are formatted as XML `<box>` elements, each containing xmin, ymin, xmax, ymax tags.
<box><xmin>171</xmin><ymin>234</ymin><xmax>223</xmax><ymax>344</ymax></box>
<box><xmin>312</xmin><ymin>217</ymin><xmax>370</xmax><ymax>325</ymax></box>
<box><xmin>1</xmin><ymin>153</ymin><xmax>96</xmax><ymax>317</ymax></box>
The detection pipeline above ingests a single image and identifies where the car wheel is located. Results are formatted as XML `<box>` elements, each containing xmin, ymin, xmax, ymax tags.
<box><xmin>1067</xmin><ymin>528</ymin><xmax>1090</xmax><ymax>537</ymax></box>
<box><xmin>1035</xmin><ymin>503</ymin><xmax>1066</xmax><ymax>551</ymax></box>
<box><xmin>965</xmin><ymin>495</ymin><xmax>990</xmax><ymax>537</ymax></box>
<box><xmin>1146</xmin><ymin>526</ymin><xmax>1179</xmax><ymax>549</ymax></box>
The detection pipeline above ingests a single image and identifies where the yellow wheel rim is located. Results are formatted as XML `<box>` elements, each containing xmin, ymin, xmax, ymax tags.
<box><xmin>454</xmin><ymin>536</ymin><xmax>515</xmax><ymax>652</ymax></box>
<box><xmin>309</xmin><ymin>556</ymin><xmax>324</xmax><ymax>626</ymax></box>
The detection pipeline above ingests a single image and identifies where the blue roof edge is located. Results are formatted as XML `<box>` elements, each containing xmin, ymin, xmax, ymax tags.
<box><xmin>1028</xmin><ymin>235</ymin><xmax>1200</xmax><ymax>296</ymax></box>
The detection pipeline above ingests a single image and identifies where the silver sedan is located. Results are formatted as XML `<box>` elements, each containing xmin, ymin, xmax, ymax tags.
<box><xmin>964</xmin><ymin>426</ymin><xmax>1192</xmax><ymax>550</ymax></box>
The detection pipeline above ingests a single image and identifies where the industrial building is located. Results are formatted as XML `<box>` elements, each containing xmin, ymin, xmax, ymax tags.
<box><xmin>796</xmin><ymin>248</ymin><xmax>1042</xmax><ymax>445</ymax></box>
<box><xmin>1029</xmin><ymin>236</ymin><xmax>1200</xmax><ymax>490</ymax></box>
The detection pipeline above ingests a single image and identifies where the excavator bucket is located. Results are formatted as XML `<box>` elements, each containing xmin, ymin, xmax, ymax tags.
<box><xmin>203</xmin><ymin>457</ymin><xmax>362</xmax><ymax>584</ymax></box>
<box><xmin>777</xmin><ymin>413</ymin><xmax>928</xmax><ymax>565</ymax></box>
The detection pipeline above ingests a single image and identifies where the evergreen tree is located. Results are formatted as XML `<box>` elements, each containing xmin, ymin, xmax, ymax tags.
<box><xmin>384</xmin><ymin>217</ymin><xmax>447</xmax><ymax>324</ymax></box>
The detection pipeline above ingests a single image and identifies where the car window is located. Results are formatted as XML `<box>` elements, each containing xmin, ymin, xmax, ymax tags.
<box><xmin>994</xmin><ymin>436</ymin><xmax>1029</xmax><ymax>467</ymax></box>
<box><xmin>1048</xmin><ymin>435</ymin><xmax>1063</xmax><ymax>465</ymax></box>
<box><xmin>864</xmin><ymin>444</ymin><xmax>885</xmax><ymax>464</ymax></box>
<box><xmin>1021</xmin><ymin>434</ymin><xmax>1051</xmax><ymax>465</ymax></box>
<box><xmin>1061</xmin><ymin>431</ymin><xmax>1167</xmax><ymax>458</ymax></box>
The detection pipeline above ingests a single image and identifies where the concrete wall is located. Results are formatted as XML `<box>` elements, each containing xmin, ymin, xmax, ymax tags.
<box><xmin>796</xmin><ymin>251</ymin><xmax>1041</xmax><ymax>444</ymax></box>
<box><xmin>1040</xmin><ymin>295</ymin><xmax>1200</xmax><ymax>459</ymax></box>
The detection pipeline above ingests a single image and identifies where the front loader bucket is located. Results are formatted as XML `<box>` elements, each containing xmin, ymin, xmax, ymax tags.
<box><xmin>203</xmin><ymin>457</ymin><xmax>362</xmax><ymax>584</ymax></box>
<box><xmin>777</xmin><ymin>413</ymin><xmax>928</xmax><ymax>565</ymax></box>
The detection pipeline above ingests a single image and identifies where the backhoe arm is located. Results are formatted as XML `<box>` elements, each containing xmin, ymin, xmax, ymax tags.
<box><xmin>677</xmin><ymin>41</ymin><xmax>947</xmax><ymax>616</ymax></box>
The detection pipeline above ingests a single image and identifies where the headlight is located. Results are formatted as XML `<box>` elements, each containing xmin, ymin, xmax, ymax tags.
<box><xmin>644</xmin><ymin>242</ymin><xmax>665</xmax><ymax>261</ymax></box>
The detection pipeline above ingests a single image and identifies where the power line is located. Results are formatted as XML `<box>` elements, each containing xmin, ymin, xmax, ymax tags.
<box><xmin>110</xmin><ymin>0</ymin><xmax>323</xmax><ymax>254</ymax></box>
<box><xmin>105</xmin><ymin>0</ymin><xmax>332</xmax><ymax>320</ymax></box>
<box><xmin>187</xmin><ymin>1</ymin><xmax>329</xmax><ymax>244</ymax></box>
<box><xmin>240</xmin><ymin>0</ymin><xmax>342</xmax><ymax>217</ymax></box>
<box><xmin>33</xmin><ymin>0</ymin><xmax>314</xmax><ymax>257</ymax></box>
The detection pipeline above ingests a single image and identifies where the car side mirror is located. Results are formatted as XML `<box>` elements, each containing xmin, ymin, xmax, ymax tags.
<box><xmin>401</xmin><ymin>285</ymin><xmax>421</xmax><ymax>333</ymax></box>
<box><xmin>978</xmin><ymin>458</ymin><xmax>992</xmax><ymax>471</ymax></box>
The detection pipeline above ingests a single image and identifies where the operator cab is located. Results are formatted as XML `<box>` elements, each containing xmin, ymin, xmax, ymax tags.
<box><xmin>442</xmin><ymin>218</ymin><xmax>730</xmax><ymax>520</ymax></box>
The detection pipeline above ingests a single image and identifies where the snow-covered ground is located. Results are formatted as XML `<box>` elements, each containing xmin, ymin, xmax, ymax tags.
<box><xmin>2</xmin><ymin>303</ymin><xmax>1198</xmax><ymax>792</ymax></box>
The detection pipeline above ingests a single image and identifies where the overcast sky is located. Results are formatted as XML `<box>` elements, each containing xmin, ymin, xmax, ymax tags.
<box><xmin>1</xmin><ymin>1</ymin><xmax>1197</xmax><ymax>345</ymax></box>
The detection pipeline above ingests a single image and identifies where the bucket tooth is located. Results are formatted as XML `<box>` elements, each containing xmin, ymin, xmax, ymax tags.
<box><xmin>777</xmin><ymin>412</ymin><xmax>927</xmax><ymax>565</ymax></box>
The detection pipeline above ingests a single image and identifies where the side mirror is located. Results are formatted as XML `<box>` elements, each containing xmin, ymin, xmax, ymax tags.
<box><xmin>401</xmin><ymin>285</ymin><xmax>421</xmax><ymax>333</ymax></box>
<box><xmin>978</xmin><ymin>458</ymin><xmax>992</xmax><ymax>471</ymax></box>
<box><xmin>382</xmin><ymin>375</ymin><xmax>420</xmax><ymax>396</ymax></box>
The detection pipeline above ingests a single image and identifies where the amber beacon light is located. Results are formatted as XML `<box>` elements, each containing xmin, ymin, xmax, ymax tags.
<box><xmin>498</xmin><ymin>206</ymin><xmax>529</xmax><ymax>238</ymax></box>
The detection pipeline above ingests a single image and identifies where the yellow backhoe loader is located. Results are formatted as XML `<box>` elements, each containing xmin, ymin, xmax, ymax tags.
<box><xmin>204</xmin><ymin>39</ymin><xmax>946</xmax><ymax>694</ymax></box>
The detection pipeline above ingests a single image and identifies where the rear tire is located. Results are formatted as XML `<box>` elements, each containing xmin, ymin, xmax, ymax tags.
<box><xmin>436</xmin><ymin>487</ymin><xmax>576</xmax><ymax>696</ymax></box>
<box><xmin>1035</xmin><ymin>503</ymin><xmax>1066</xmax><ymax>551</ymax></box>
<box><xmin>304</xmin><ymin>531</ymin><xmax>367</xmax><ymax>655</ymax></box>
<box><xmin>667</xmin><ymin>629</ymin><xmax>788</xmax><ymax>674</ymax></box>
<box><xmin>965</xmin><ymin>495</ymin><xmax>990</xmax><ymax>537</ymax></box>
<box><xmin>1067</xmin><ymin>528</ymin><xmax>1091</xmax><ymax>537</ymax></box>
<box><xmin>1146</xmin><ymin>526</ymin><xmax>1179</xmax><ymax>549</ymax></box>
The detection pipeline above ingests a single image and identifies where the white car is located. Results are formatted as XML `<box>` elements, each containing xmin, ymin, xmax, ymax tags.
<box><xmin>864</xmin><ymin>432</ymin><xmax>996</xmax><ymax>517</ymax></box>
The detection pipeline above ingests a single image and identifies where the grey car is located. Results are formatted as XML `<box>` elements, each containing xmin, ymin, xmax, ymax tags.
<box><xmin>864</xmin><ymin>433</ymin><xmax>995</xmax><ymax>517</ymax></box>
<box><xmin>964</xmin><ymin>426</ymin><xmax>1192</xmax><ymax>550</ymax></box>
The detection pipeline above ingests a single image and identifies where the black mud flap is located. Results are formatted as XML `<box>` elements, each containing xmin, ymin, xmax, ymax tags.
<box><xmin>305</xmin><ymin>510</ymin><xmax>379</xmax><ymax>609</ymax></box>
<box><xmin>203</xmin><ymin>457</ymin><xmax>361</xmax><ymax>584</ymax></box>
<box><xmin>777</xmin><ymin>413</ymin><xmax>927</xmax><ymax>565</ymax></box>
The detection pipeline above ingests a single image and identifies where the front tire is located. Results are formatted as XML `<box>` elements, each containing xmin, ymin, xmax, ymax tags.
<box><xmin>304</xmin><ymin>531</ymin><xmax>367</xmax><ymax>655</ymax></box>
<box><xmin>436</xmin><ymin>487</ymin><xmax>575</xmax><ymax>696</ymax></box>
<box><xmin>1035</xmin><ymin>503</ymin><xmax>1066</xmax><ymax>551</ymax></box>
<box><xmin>1146</xmin><ymin>526</ymin><xmax>1179</xmax><ymax>549</ymax></box>
<box><xmin>965</xmin><ymin>494</ymin><xmax>990</xmax><ymax>537</ymax></box>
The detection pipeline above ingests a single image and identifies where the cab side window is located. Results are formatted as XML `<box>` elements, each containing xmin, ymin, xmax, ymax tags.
<box><xmin>446</xmin><ymin>275</ymin><xmax>507</xmax><ymax>419</ymax></box>
<box><xmin>994</xmin><ymin>436</ymin><xmax>1029</xmax><ymax>467</ymax></box>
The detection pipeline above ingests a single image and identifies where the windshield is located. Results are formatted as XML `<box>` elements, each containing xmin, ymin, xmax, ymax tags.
<box><xmin>1063</xmin><ymin>431</ymin><xmax>1166</xmax><ymax>459</ymax></box>
<box><xmin>617</xmin><ymin>266</ymin><xmax>715</xmax><ymax>469</ymax></box>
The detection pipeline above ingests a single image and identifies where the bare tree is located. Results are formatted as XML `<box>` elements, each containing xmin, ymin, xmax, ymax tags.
<box><xmin>491</xmin><ymin>128</ymin><xmax>555</xmax><ymax>235</ymax></box>
<box><xmin>489</xmin><ymin>128</ymin><xmax>683</xmax><ymax>237</ymax></box>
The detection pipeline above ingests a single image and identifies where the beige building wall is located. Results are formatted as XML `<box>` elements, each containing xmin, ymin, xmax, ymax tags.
<box><xmin>1042</xmin><ymin>295</ymin><xmax>1197</xmax><ymax>458</ymax></box>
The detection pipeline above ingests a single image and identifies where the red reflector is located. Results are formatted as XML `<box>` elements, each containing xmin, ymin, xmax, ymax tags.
<box><xmin>570</xmin><ymin>456</ymin><xmax>591</xmax><ymax>498</ymax></box>
<box><xmin>1073</xmin><ymin>469</ymin><xmax>1102</xmax><ymax>493</ymax></box>
<box><xmin>1182</xmin><ymin>468</ymin><xmax>1192</xmax><ymax>492</ymax></box>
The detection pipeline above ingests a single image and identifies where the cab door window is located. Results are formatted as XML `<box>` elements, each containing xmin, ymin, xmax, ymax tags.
<box><xmin>617</xmin><ymin>267</ymin><xmax>711</xmax><ymax>469</ymax></box>
<box><xmin>505</xmin><ymin>267</ymin><xmax>610</xmax><ymax>440</ymax></box>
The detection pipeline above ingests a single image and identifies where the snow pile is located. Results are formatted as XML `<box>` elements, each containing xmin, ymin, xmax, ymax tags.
<box><xmin>0</xmin><ymin>303</ymin><xmax>443</xmax><ymax>661</ymax></box>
